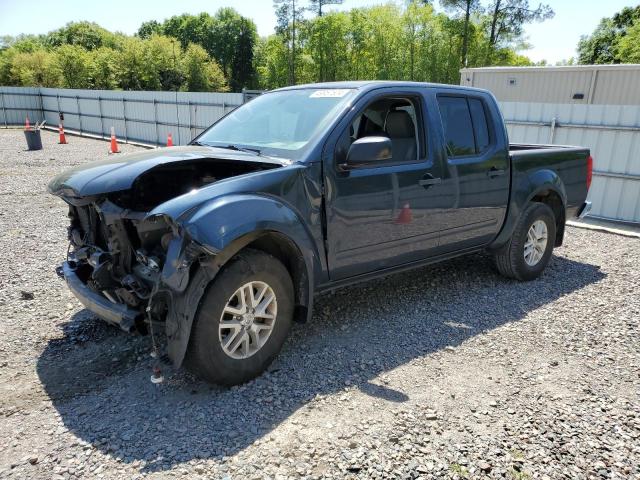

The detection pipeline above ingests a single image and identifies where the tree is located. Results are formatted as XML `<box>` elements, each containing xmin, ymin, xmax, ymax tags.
<box><xmin>577</xmin><ymin>6</ymin><xmax>640</xmax><ymax>64</ymax></box>
<box><xmin>144</xmin><ymin>34</ymin><xmax>184</xmax><ymax>90</ymax></box>
<box><xmin>308</xmin><ymin>0</ymin><xmax>344</xmax><ymax>17</ymax></box>
<box><xmin>274</xmin><ymin>0</ymin><xmax>306</xmax><ymax>84</ymax></box>
<box><xmin>210</xmin><ymin>8</ymin><xmax>258</xmax><ymax>90</ymax></box>
<box><xmin>47</xmin><ymin>21</ymin><xmax>118</xmax><ymax>50</ymax></box>
<box><xmin>181</xmin><ymin>44</ymin><xmax>228</xmax><ymax>92</ymax></box>
<box><xmin>162</xmin><ymin>13</ymin><xmax>215</xmax><ymax>51</ymax></box>
<box><xmin>304</xmin><ymin>11</ymin><xmax>350</xmax><ymax>81</ymax></box>
<box><xmin>137</xmin><ymin>20</ymin><xmax>163</xmax><ymax>39</ymax></box>
<box><xmin>255</xmin><ymin>35</ymin><xmax>290</xmax><ymax>89</ymax></box>
<box><xmin>90</xmin><ymin>47</ymin><xmax>118</xmax><ymax>89</ymax></box>
<box><xmin>230</xmin><ymin>17</ymin><xmax>258</xmax><ymax>90</ymax></box>
<box><xmin>616</xmin><ymin>19</ymin><xmax>640</xmax><ymax>63</ymax></box>
<box><xmin>485</xmin><ymin>0</ymin><xmax>553</xmax><ymax>61</ymax></box>
<box><xmin>143</xmin><ymin>9</ymin><xmax>257</xmax><ymax>91</ymax></box>
<box><xmin>10</xmin><ymin>49</ymin><xmax>61</xmax><ymax>87</ymax></box>
<box><xmin>116</xmin><ymin>37</ymin><xmax>147</xmax><ymax>90</ymax></box>
<box><xmin>56</xmin><ymin>44</ymin><xmax>92</xmax><ymax>88</ymax></box>
<box><xmin>307</xmin><ymin>0</ymin><xmax>345</xmax><ymax>81</ymax></box>
<box><xmin>440</xmin><ymin>0</ymin><xmax>482</xmax><ymax>67</ymax></box>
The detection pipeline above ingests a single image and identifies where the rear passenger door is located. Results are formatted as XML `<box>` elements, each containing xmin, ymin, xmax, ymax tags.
<box><xmin>434</xmin><ymin>93</ymin><xmax>510</xmax><ymax>251</ymax></box>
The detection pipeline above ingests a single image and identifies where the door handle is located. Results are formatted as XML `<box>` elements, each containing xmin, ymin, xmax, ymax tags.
<box><xmin>487</xmin><ymin>167</ymin><xmax>506</xmax><ymax>178</ymax></box>
<box><xmin>419</xmin><ymin>176</ymin><xmax>442</xmax><ymax>187</ymax></box>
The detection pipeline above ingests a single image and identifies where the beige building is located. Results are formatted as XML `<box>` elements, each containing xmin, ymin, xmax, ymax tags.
<box><xmin>460</xmin><ymin>64</ymin><xmax>640</xmax><ymax>105</ymax></box>
<box><xmin>459</xmin><ymin>65</ymin><xmax>640</xmax><ymax>224</ymax></box>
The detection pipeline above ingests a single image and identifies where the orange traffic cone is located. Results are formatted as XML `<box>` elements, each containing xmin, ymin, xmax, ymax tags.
<box><xmin>58</xmin><ymin>124</ymin><xmax>67</xmax><ymax>144</ymax></box>
<box><xmin>109</xmin><ymin>126</ymin><xmax>120</xmax><ymax>154</ymax></box>
<box><xmin>167</xmin><ymin>133</ymin><xmax>173</xmax><ymax>147</ymax></box>
<box><xmin>395</xmin><ymin>203</ymin><xmax>412</xmax><ymax>224</ymax></box>
<box><xmin>25</xmin><ymin>116</ymin><xmax>31</xmax><ymax>130</ymax></box>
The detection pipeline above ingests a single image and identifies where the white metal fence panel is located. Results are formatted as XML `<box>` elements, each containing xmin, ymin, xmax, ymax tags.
<box><xmin>0</xmin><ymin>86</ymin><xmax>43</xmax><ymax>126</ymax></box>
<box><xmin>500</xmin><ymin>101</ymin><xmax>640</xmax><ymax>223</ymax></box>
<box><xmin>1</xmin><ymin>86</ymin><xmax>246</xmax><ymax>146</ymax></box>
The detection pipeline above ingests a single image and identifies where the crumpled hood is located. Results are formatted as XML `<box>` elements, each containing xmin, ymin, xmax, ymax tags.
<box><xmin>47</xmin><ymin>145</ymin><xmax>288</xmax><ymax>198</ymax></box>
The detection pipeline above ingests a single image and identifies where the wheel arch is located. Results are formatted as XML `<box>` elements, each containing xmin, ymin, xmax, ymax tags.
<box><xmin>489</xmin><ymin>167</ymin><xmax>567</xmax><ymax>250</ymax></box>
<box><xmin>528</xmin><ymin>188</ymin><xmax>565</xmax><ymax>246</ymax></box>
<box><xmin>164</xmin><ymin>194</ymin><xmax>318</xmax><ymax>367</ymax></box>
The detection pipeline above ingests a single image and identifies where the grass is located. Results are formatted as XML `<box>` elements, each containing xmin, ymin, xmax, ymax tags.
<box><xmin>449</xmin><ymin>463</ymin><xmax>470</xmax><ymax>478</ymax></box>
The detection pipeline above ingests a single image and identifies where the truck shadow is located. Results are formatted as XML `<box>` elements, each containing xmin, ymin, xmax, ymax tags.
<box><xmin>36</xmin><ymin>252</ymin><xmax>604</xmax><ymax>473</ymax></box>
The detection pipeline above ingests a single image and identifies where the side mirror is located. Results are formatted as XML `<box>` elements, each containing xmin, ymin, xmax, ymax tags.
<box><xmin>344</xmin><ymin>136</ymin><xmax>392</xmax><ymax>169</ymax></box>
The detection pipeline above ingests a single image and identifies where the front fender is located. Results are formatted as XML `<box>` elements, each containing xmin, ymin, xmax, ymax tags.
<box><xmin>489</xmin><ymin>168</ymin><xmax>567</xmax><ymax>250</ymax></box>
<box><xmin>164</xmin><ymin>194</ymin><xmax>320</xmax><ymax>367</ymax></box>
<box><xmin>180</xmin><ymin>194</ymin><xmax>315</xmax><ymax>256</ymax></box>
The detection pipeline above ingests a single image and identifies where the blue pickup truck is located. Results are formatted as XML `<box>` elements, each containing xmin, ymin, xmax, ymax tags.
<box><xmin>49</xmin><ymin>81</ymin><xmax>593</xmax><ymax>385</ymax></box>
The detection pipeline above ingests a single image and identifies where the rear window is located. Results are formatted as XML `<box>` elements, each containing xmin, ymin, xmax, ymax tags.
<box><xmin>437</xmin><ymin>97</ymin><xmax>475</xmax><ymax>156</ymax></box>
<box><xmin>437</xmin><ymin>96</ymin><xmax>492</xmax><ymax>157</ymax></box>
<box><xmin>468</xmin><ymin>98</ymin><xmax>490</xmax><ymax>152</ymax></box>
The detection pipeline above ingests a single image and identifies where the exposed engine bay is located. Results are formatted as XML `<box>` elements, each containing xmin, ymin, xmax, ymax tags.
<box><xmin>59</xmin><ymin>158</ymin><xmax>281</xmax><ymax>333</ymax></box>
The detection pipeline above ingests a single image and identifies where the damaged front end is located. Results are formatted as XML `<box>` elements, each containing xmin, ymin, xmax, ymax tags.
<box><xmin>50</xmin><ymin>147</ymin><xmax>286</xmax><ymax>366</ymax></box>
<box><xmin>58</xmin><ymin>198</ymin><xmax>204</xmax><ymax>335</ymax></box>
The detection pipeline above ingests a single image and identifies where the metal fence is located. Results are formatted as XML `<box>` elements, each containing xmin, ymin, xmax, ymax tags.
<box><xmin>500</xmin><ymin>101</ymin><xmax>640</xmax><ymax>224</ymax></box>
<box><xmin>0</xmin><ymin>86</ymin><xmax>262</xmax><ymax>146</ymax></box>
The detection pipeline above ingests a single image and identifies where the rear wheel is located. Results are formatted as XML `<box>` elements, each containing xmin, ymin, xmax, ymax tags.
<box><xmin>494</xmin><ymin>202</ymin><xmax>556</xmax><ymax>281</ymax></box>
<box><xmin>185</xmin><ymin>249</ymin><xmax>294</xmax><ymax>385</ymax></box>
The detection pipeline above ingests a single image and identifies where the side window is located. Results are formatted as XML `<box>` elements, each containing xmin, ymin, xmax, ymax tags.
<box><xmin>336</xmin><ymin>96</ymin><xmax>423</xmax><ymax>166</ymax></box>
<box><xmin>437</xmin><ymin>95</ymin><xmax>492</xmax><ymax>157</ymax></box>
<box><xmin>437</xmin><ymin>96</ymin><xmax>475</xmax><ymax>156</ymax></box>
<box><xmin>468</xmin><ymin>98</ymin><xmax>490</xmax><ymax>152</ymax></box>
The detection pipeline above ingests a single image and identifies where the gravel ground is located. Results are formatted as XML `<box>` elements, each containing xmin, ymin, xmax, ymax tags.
<box><xmin>0</xmin><ymin>129</ymin><xmax>638</xmax><ymax>480</ymax></box>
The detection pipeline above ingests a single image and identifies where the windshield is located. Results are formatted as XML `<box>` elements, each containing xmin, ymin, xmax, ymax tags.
<box><xmin>196</xmin><ymin>88</ymin><xmax>356</xmax><ymax>159</ymax></box>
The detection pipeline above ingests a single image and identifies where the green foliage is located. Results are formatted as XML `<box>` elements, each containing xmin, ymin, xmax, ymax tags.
<box><xmin>616</xmin><ymin>20</ymin><xmax>640</xmax><ymax>63</ymax></box>
<box><xmin>578</xmin><ymin>6</ymin><xmax>640</xmax><ymax>64</ymax></box>
<box><xmin>10</xmin><ymin>49</ymin><xmax>61</xmax><ymax>87</ymax></box>
<box><xmin>182</xmin><ymin>44</ymin><xmax>228</xmax><ymax>92</ymax></box>
<box><xmin>259</xmin><ymin>2</ymin><xmax>536</xmax><ymax>88</ymax></box>
<box><xmin>486</xmin><ymin>1</ymin><xmax>553</xmax><ymax>47</ymax></box>
<box><xmin>137</xmin><ymin>20</ymin><xmax>163</xmax><ymax>40</ymax></box>
<box><xmin>47</xmin><ymin>21</ymin><xmax>119</xmax><ymax>50</ymax></box>
<box><xmin>90</xmin><ymin>47</ymin><xmax>119</xmax><ymax>89</ymax></box>
<box><xmin>56</xmin><ymin>44</ymin><xmax>92</xmax><ymax>88</ymax></box>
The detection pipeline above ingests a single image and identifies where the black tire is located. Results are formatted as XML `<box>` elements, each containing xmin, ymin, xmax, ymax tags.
<box><xmin>185</xmin><ymin>249</ymin><xmax>294</xmax><ymax>385</ymax></box>
<box><xmin>494</xmin><ymin>202</ymin><xmax>557</xmax><ymax>281</ymax></box>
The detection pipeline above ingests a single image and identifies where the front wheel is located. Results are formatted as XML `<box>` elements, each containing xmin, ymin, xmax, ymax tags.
<box><xmin>494</xmin><ymin>202</ymin><xmax>557</xmax><ymax>281</ymax></box>
<box><xmin>185</xmin><ymin>249</ymin><xmax>294</xmax><ymax>385</ymax></box>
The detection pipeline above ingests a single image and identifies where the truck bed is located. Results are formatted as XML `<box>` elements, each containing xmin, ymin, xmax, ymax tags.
<box><xmin>509</xmin><ymin>143</ymin><xmax>591</xmax><ymax>216</ymax></box>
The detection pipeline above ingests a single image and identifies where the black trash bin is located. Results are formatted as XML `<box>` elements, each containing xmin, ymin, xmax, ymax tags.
<box><xmin>24</xmin><ymin>128</ymin><xmax>43</xmax><ymax>151</ymax></box>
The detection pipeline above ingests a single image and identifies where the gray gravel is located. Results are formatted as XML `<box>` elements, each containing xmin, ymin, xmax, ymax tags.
<box><xmin>0</xmin><ymin>129</ymin><xmax>639</xmax><ymax>479</ymax></box>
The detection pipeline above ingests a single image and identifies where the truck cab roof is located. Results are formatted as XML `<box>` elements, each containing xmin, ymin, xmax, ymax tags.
<box><xmin>273</xmin><ymin>80</ymin><xmax>493</xmax><ymax>96</ymax></box>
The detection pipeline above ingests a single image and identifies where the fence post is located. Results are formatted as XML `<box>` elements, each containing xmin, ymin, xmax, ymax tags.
<box><xmin>76</xmin><ymin>95</ymin><xmax>83</xmax><ymax>135</ymax></box>
<box><xmin>187</xmin><ymin>100</ymin><xmax>193</xmax><ymax>140</ymax></box>
<box><xmin>153</xmin><ymin>99</ymin><xmax>159</xmax><ymax>147</ymax></box>
<box><xmin>0</xmin><ymin>91</ymin><xmax>6</xmax><ymax>128</ymax></box>
<box><xmin>56</xmin><ymin>93</ymin><xmax>61</xmax><ymax>125</ymax></box>
<box><xmin>97</xmin><ymin>96</ymin><xmax>105</xmax><ymax>139</ymax></box>
<box><xmin>549</xmin><ymin>117</ymin><xmax>557</xmax><ymax>144</ymax></box>
<box><xmin>122</xmin><ymin>97</ymin><xmax>128</xmax><ymax>143</ymax></box>
<box><xmin>38</xmin><ymin>89</ymin><xmax>45</xmax><ymax>124</ymax></box>
<box><xmin>174</xmin><ymin>93</ymin><xmax>181</xmax><ymax>146</ymax></box>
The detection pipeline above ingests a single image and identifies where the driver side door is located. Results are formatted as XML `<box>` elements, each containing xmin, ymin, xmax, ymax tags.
<box><xmin>323</xmin><ymin>89</ymin><xmax>446</xmax><ymax>280</ymax></box>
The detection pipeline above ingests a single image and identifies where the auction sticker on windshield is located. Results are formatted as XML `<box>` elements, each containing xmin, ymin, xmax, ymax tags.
<box><xmin>310</xmin><ymin>89</ymin><xmax>351</xmax><ymax>98</ymax></box>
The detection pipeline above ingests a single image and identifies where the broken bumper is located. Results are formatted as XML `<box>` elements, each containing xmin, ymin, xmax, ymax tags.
<box><xmin>60</xmin><ymin>261</ymin><xmax>140</xmax><ymax>332</ymax></box>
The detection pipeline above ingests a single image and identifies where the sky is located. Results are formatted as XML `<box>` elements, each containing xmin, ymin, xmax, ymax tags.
<box><xmin>0</xmin><ymin>0</ymin><xmax>637</xmax><ymax>63</ymax></box>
